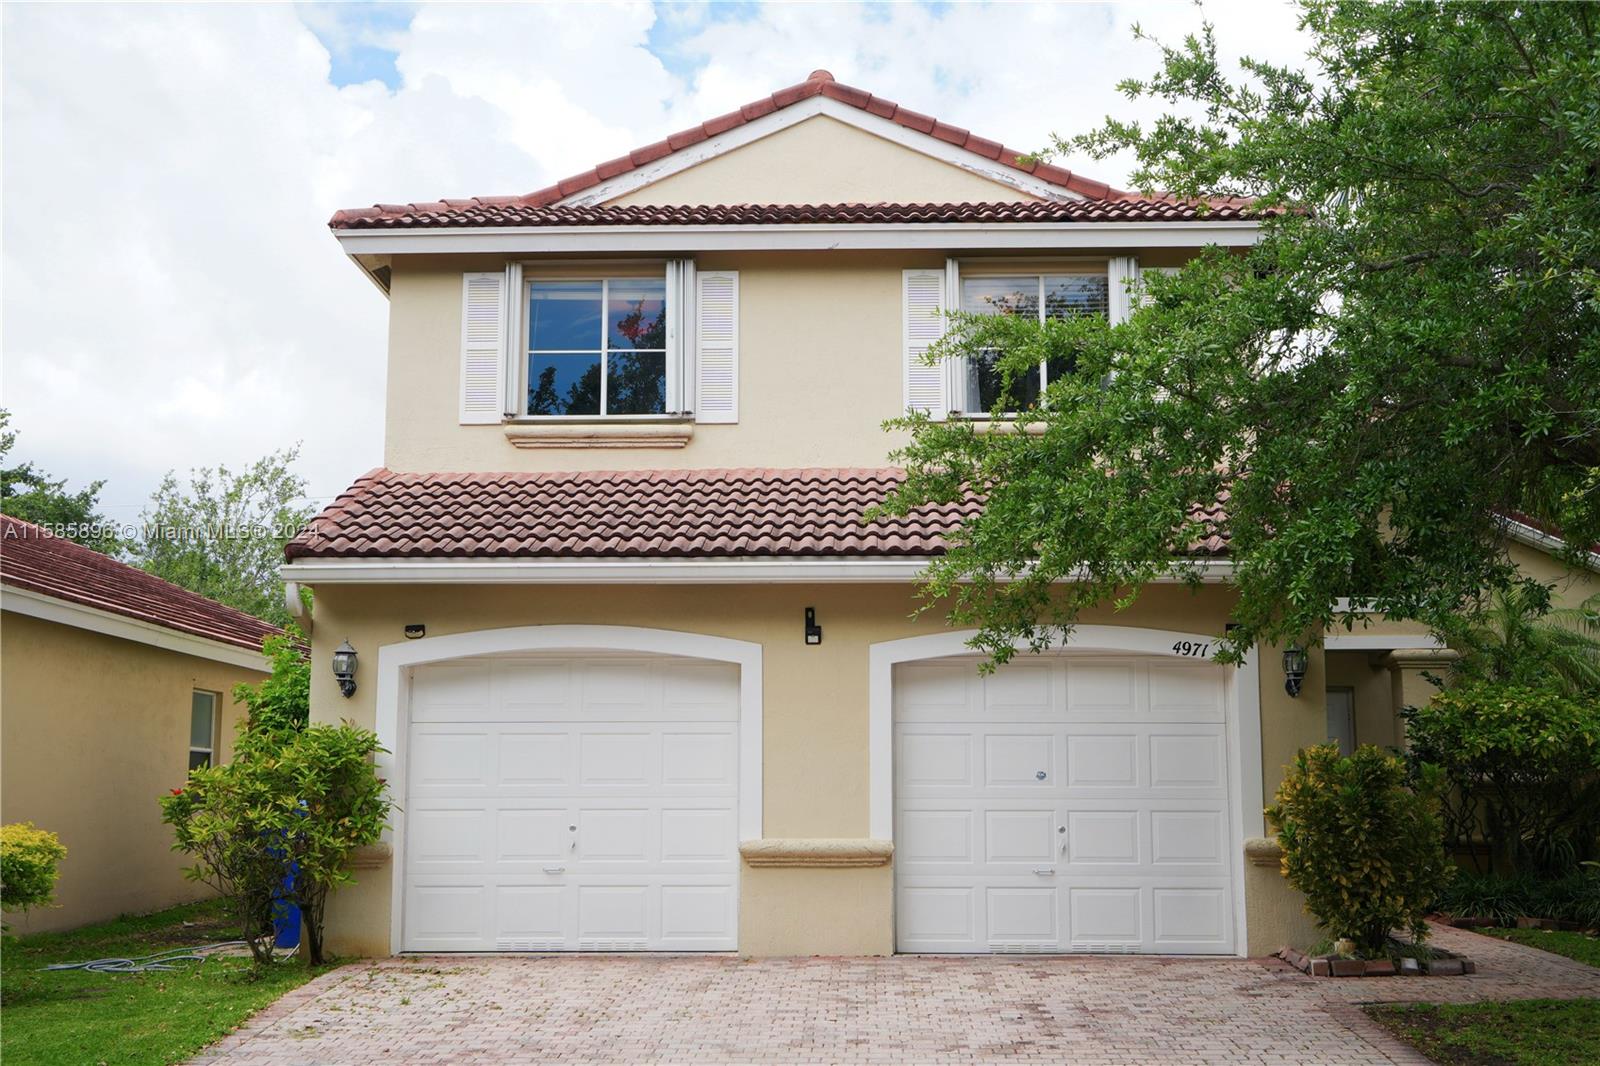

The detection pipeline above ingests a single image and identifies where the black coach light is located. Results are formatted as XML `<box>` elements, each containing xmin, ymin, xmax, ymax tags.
<box><xmin>1282</xmin><ymin>644</ymin><xmax>1308</xmax><ymax>698</ymax></box>
<box><xmin>332</xmin><ymin>640</ymin><xmax>359</xmax><ymax>698</ymax></box>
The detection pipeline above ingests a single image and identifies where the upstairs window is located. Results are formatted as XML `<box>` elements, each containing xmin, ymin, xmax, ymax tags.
<box><xmin>958</xmin><ymin>272</ymin><xmax>1109</xmax><ymax>413</ymax></box>
<box><xmin>526</xmin><ymin>278</ymin><xmax>668</xmax><ymax>416</ymax></box>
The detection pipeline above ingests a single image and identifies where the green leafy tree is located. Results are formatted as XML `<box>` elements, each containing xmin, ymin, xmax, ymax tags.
<box><xmin>1443</xmin><ymin>585</ymin><xmax>1600</xmax><ymax>697</ymax></box>
<box><xmin>878</xmin><ymin>3</ymin><xmax>1600</xmax><ymax>665</ymax></box>
<box><xmin>0</xmin><ymin>410</ymin><xmax>121</xmax><ymax>552</ymax></box>
<box><xmin>1</xmin><ymin>822</ymin><xmax>68</xmax><ymax>926</ymax></box>
<box><xmin>232</xmin><ymin>626</ymin><xmax>312</xmax><ymax>735</ymax></box>
<box><xmin>131</xmin><ymin>447</ymin><xmax>313</xmax><ymax>626</ymax></box>
<box><xmin>1267</xmin><ymin>744</ymin><xmax>1452</xmax><ymax>957</ymax></box>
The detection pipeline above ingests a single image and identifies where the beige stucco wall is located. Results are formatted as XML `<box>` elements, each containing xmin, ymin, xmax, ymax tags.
<box><xmin>382</xmin><ymin>248</ymin><xmax>1210</xmax><ymax>475</ymax></box>
<box><xmin>308</xmin><ymin>580</ymin><xmax>1321</xmax><ymax>958</ymax></box>
<box><xmin>0</xmin><ymin>612</ymin><xmax>262</xmax><ymax>933</ymax></box>
<box><xmin>608</xmin><ymin>115</ymin><xmax>1038</xmax><ymax>207</ymax></box>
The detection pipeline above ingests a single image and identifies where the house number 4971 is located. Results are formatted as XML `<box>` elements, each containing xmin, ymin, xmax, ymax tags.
<box><xmin>1170</xmin><ymin>640</ymin><xmax>1211</xmax><ymax>657</ymax></box>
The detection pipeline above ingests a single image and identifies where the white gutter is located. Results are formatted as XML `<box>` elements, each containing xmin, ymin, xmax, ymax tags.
<box><xmin>1</xmin><ymin>585</ymin><xmax>272</xmax><ymax>672</ymax></box>
<box><xmin>1496</xmin><ymin>514</ymin><xmax>1600</xmax><ymax>572</ymax></box>
<box><xmin>332</xmin><ymin>220</ymin><xmax>1262</xmax><ymax>257</ymax></box>
<box><xmin>280</xmin><ymin>557</ymin><xmax>1238</xmax><ymax>585</ymax></box>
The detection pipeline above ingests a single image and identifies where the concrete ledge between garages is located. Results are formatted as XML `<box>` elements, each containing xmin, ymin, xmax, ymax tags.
<box><xmin>739</xmin><ymin>838</ymin><xmax>894</xmax><ymax>867</ymax></box>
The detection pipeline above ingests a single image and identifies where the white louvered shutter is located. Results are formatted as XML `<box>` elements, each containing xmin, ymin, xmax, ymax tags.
<box><xmin>695</xmin><ymin>271</ymin><xmax>738</xmax><ymax>424</ymax></box>
<box><xmin>459</xmin><ymin>272</ymin><xmax>506</xmax><ymax>424</ymax></box>
<box><xmin>1107</xmin><ymin>255</ymin><xmax>1140</xmax><ymax>324</ymax></box>
<box><xmin>902</xmin><ymin>269</ymin><xmax>947</xmax><ymax>416</ymax></box>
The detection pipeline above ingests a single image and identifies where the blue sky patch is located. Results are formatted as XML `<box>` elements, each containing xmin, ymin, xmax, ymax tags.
<box><xmin>300</xmin><ymin>2</ymin><xmax>417</xmax><ymax>90</ymax></box>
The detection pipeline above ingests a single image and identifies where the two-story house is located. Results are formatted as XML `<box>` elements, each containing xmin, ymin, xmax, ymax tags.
<box><xmin>286</xmin><ymin>71</ymin><xmax>1597</xmax><ymax>960</ymax></box>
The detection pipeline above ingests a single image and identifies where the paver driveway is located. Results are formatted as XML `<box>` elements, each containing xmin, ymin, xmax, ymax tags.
<box><xmin>194</xmin><ymin>924</ymin><xmax>1598</xmax><ymax>1065</ymax></box>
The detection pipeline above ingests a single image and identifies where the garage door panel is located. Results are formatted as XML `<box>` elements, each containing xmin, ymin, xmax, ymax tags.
<box><xmin>405</xmin><ymin>656</ymin><xmax>739</xmax><ymax>952</ymax></box>
<box><xmin>895</xmin><ymin>653</ymin><xmax>1237</xmax><ymax>956</ymax></box>
<box><xmin>898</xmin><ymin>808</ymin><xmax>975</xmax><ymax>864</ymax></box>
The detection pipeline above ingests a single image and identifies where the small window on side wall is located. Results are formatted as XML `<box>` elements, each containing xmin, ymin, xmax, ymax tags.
<box><xmin>189</xmin><ymin>690</ymin><xmax>218</xmax><ymax>770</ymax></box>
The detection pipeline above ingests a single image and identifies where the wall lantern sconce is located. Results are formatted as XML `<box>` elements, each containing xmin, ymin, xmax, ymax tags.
<box><xmin>332</xmin><ymin>640</ymin><xmax>359</xmax><ymax>698</ymax></box>
<box><xmin>1282</xmin><ymin>645</ymin><xmax>1308</xmax><ymax>698</ymax></box>
<box><xmin>804</xmin><ymin>607</ymin><xmax>823</xmax><ymax>646</ymax></box>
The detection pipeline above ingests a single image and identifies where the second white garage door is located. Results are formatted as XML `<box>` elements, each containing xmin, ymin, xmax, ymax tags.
<box><xmin>895</xmin><ymin>653</ymin><xmax>1238</xmax><ymax>954</ymax></box>
<box><xmin>403</xmin><ymin>654</ymin><xmax>740</xmax><ymax>952</ymax></box>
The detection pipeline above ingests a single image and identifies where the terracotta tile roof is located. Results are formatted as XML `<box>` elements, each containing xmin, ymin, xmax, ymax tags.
<box><xmin>284</xmin><ymin>468</ymin><xmax>1231</xmax><ymax>561</ymax></box>
<box><xmin>329</xmin><ymin>198</ymin><xmax>1262</xmax><ymax>231</ymax></box>
<box><xmin>331</xmin><ymin>70</ymin><xmax>1212</xmax><ymax>230</ymax></box>
<box><xmin>0</xmin><ymin>514</ymin><xmax>281</xmax><ymax>655</ymax></box>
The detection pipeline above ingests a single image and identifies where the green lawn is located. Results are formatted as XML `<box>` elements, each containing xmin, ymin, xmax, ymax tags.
<box><xmin>1365</xmin><ymin>927</ymin><xmax>1600</xmax><ymax>1065</ymax></box>
<box><xmin>1481</xmin><ymin>927</ymin><xmax>1600</xmax><ymax>969</ymax></box>
<box><xmin>1</xmin><ymin>899</ymin><xmax>327</xmax><ymax>1066</ymax></box>
<box><xmin>1367</xmin><ymin>999</ymin><xmax>1600</xmax><ymax>1066</ymax></box>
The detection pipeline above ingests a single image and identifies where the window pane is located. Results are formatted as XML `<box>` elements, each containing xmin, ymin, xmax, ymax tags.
<box><xmin>961</xmin><ymin>276</ymin><xmax>1039</xmax><ymax>318</ymax></box>
<box><xmin>189</xmin><ymin>750</ymin><xmax>211</xmax><ymax>771</ymax></box>
<box><xmin>965</xmin><ymin>349</ymin><xmax>1043</xmax><ymax>411</ymax></box>
<box><xmin>1043</xmin><ymin>274</ymin><xmax>1109</xmax><ymax>319</ymax></box>
<box><xmin>529</xmin><ymin>281</ymin><xmax>603</xmax><ymax>350</ymax></box>
<box><xmin>527</xmin><ymin>354</ymin><xmax>602</xmax><ymax>415</ymax></box>
<box><xmin>607</xmin><ymin>279</ymin><xmax>667</xmax><ymax>350</ymax></box>
<box><xmin>190</xmin><ymin>692</ymin><xmax>215</xmax><ymax>749</ymax></box>
<box><xmin>606</xmin><ymin>352</ymin><xmax>666</xmax><ymax>415</ymax></box>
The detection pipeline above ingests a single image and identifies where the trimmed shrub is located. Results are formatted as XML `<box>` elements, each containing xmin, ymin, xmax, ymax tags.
<box><xmin>1268</xmin><ymin>744</ymin><xmax>1453</xmax><ymax>957</ymax></box>
<box><xmin>1</xmin><ymin>822</ymin><xmax>67</xmax><ymax>916</ymax></box>
<box><xmin>1403</xmin><ymin>682</ymin><xmax>1600</xmax><ymax>874</ymax></box>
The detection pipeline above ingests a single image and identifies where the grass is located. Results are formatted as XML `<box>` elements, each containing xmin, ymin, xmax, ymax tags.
<box><xmin>1367</xmin><ymin>1000</ymin><xmax>1600</xmax><ymax>1066</ymax></box>
<box><xmin>1</xmin><ymin>898</ymin><xmax>328</xmax><ymax>1066</ymax></box>
<box><xmin>1480</xmin><ymin>927</ymin><xmax>1600</xmax><ymax>969</ymax></box>
<box><xmin>1365</xmin><ymin>927</ymin><xmax>1600</xmax><ymax>1065</ymax></box>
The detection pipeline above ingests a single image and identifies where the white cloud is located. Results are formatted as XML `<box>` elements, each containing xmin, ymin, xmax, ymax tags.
<box><xmin>1</xmin><ymin>1</ymin><xmax>1313</xmax><ymax>517</ymax></box>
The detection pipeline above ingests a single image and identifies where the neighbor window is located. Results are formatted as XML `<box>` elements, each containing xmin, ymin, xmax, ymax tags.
<box><xmin>526</xmin><ymin>278</ymin><xmax>668</xmax><ymax>416</ymax></box>
<box><xmin>189</xmin><ymin>690</ymin><xmax>218</xmax><ymax>770</ymax></box>
<box><xmin>958</xmin><ymin>272</ymin><xmax>1109</xmax><ymax>412</ymax></box>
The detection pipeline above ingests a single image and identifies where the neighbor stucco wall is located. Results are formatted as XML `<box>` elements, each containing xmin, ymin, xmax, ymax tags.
<box><xmin>607</xmin><ymin>115</ymin><xmax>1039</xmax><ymax>207</ymax></box>
<box><xmin>0</xmin><ymin>612</ymin><xmax>262</xmax><ymax>933</ymax></box>
<box><xmin>307</xmin><ymin>580</ymin><xmax>1323</xmax><ymax>958</ymax></box>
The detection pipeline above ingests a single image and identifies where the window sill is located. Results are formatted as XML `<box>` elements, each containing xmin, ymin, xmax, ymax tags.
<box><xmin>504</xmin><ymin>420</ymin><xmax>695</xmax><ymax>449</ymax></box>
<box><xmin>957</xmin><ymin>415</ymin><xmax>1048</xmax><ymax>436</ymax></box>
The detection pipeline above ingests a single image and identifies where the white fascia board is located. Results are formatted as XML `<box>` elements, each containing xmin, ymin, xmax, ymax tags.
<box><xmin>1322</xmin><ymin>633</ymin><xmax>1444</xmax><ymax>651</ymax></box>
<box><xmin>334</xmin><ymin>220</ymin><xmax>1261</xmax><ymax>257</ymax></box>
<box><xmin>557</xmin><ymin>96</ymin><xmax>1087</xmax><ymax>207</ymax></box>
<box><xmin>280</xmin><ymin>557</ymin><xmax>1238</xmax><ymax>585</ymax></box>
<box><xmin>1496</xmin><ymin>515</ymin><xmax>1600</xmax><ymax>572</ymax></box>
<box><xmin>1</xmin><ymin>586</ymin><xmax>271</xmax><ymax>672</ymax></box>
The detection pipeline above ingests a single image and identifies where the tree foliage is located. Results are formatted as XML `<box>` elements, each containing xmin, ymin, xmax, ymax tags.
<box><xmin>0</xmin><ymin>410</ymin><xmax>120</xmax><ymax>552</ymax></box>
<box><xmin>232</xmin><ymin>626</ymin><xmax>312</xmax><ymax>735</ymax></box>
<box><xmin>1267</xmin><ymin>744</ymin><xmax>1452</xmax><ymax>957</ymax></box>
<box><xmin>129</xmin><ymin>447</ymin><xmax>313</xmax><ymax>626</ymax></box>
<box><xmin>878</xmin><ymin>2</ymin><xmax>1600</xmax><ymax>663</ymax></box>
<box><xmin>1442</xmin><ymin>584</ymin><xmax>1600</xmax><ymax>697</ymax></box>
<box><xmin>1403</xmin><ymin>682</ymin><xmax>1600</xmax><ymax>875</ymax></box>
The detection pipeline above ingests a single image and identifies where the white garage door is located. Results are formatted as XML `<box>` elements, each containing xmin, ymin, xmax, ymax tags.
<box><xmin>895</xmin><ymin>654</ymin><xmax>1238</xmax><ymax>954</ymax></box>
<box><xmin>403</xmin><ymin>655</ymin><xmax>740</xmax><ymax>952</ymax></box>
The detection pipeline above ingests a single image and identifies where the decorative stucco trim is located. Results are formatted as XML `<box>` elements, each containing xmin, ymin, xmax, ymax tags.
<box><xmin>1244</xmin><ymin>837</ymin><xmax>1284</xmax><ymax>868</ymax></box>
<box><xmin>867</xmin><ymin>624</ymin><xmax>1263</xmax><ymax>959</ymax></box>
<box><xmin>1377</xmin><ymin>647</ymin><xmax>1461</xmax><ymax>670</ymax></box>
<box><xmin>0</xmin><ymin>585</ymin><xmax>271</xmax><ymax>672</ymax></box>
<box><xmin>1323</xmin><ymin>634</ymin><xmax>1444</xmax><ymax>651</ymax></box>
<box><xmin>347</xmin><ymin>842</ymin><xmax>392</xmax><ymax>870</ymax></box>
<box><xmin>374</xmin><ymin>624</ymin><xmax>763</xmax><ymax>956</ymax></box>
<box><xmin>504</xmin><ymin>422</ymin><xmax>694</xmax><ymax>449</ymax></box>
<box><xmin>739</xmin><ymin>838</ymin><xmax>894</xmax><ymax>868</ymax></box>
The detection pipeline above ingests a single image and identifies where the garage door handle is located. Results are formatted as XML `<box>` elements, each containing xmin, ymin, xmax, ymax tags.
<box><xmin>1032</xmin><ymin>867</ymin><xmax>1056</xmax><ymax>876</ymax></box>
<box><xmin>542</xmin><ymin>865</ymin><xmax>566</xmax><ymax>874</ymax></box>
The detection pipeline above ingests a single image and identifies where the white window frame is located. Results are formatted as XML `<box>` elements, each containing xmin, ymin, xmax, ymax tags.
<box><xmin>948</xmin><ymin>258</ymin><xmax>1112</xmax><ymax>415</ymax></box>
<box><xmin>506</xmin><ymin>260</ymin><xmax>691</xmax><ymax>422</ymax></box>
<box><xmin>189</xmin><ymin>689</ymin><xmax>218</xmax><ymax>770</ymax></box>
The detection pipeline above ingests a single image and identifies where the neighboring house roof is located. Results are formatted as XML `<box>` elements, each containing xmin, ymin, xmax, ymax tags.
<box><xmin>283</xmin><ymin>468</ymin><xmax>1231</xmax><ymax>560</ymax></box>
<box><xmin>0</xmin><ymin>514</ymin><xmax>281</xmax><ymax>654</ymax></box>
<box><xmin>330</xmin><ymin>69</ymin><xmax>1162</xmax><ymax>229</ymax></box>
<box><xmin>329</xmin><ymin>198</ymin><xmax>1261</xmax><ymax>231</ymax></box>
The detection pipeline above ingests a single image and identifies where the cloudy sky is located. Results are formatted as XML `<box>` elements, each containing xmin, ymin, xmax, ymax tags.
<box><xmin>2</xmin><ymin>1</ymin><xmax>1312</xmax><ymax>519</ymax></box>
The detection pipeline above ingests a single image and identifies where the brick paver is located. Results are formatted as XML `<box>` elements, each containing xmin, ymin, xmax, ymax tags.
<box><xmin>192</xmin><ymin>924</ymin><xmax>1599</xmax><ymax>1065</ymax></box>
